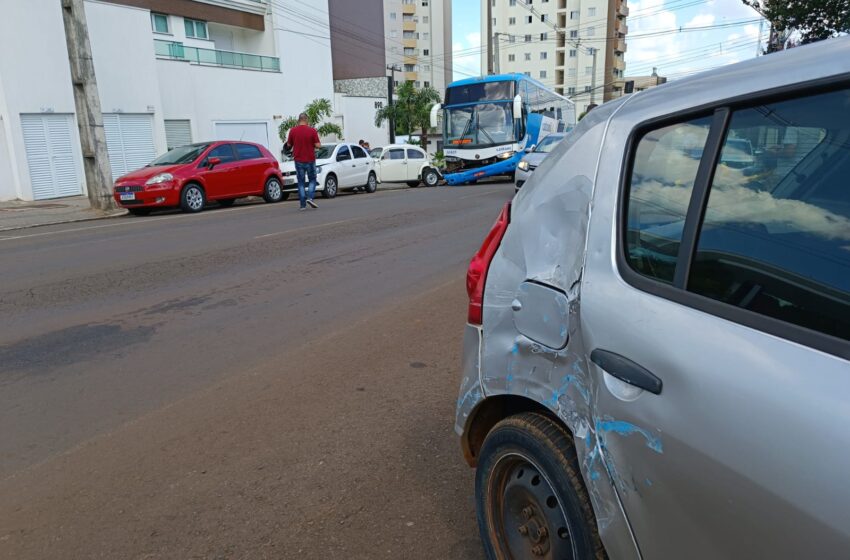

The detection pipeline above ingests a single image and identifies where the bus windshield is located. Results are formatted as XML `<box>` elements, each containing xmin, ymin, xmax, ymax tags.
<box><xmin>446</xmin><ymin>103</ymin><xmax>516</xmax><ymax>147</ymax></box>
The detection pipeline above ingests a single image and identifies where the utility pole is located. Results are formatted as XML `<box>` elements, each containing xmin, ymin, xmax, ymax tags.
<box><xmin>486</xmin><ymin>0</ymin><xmax>493</xmax><ymax>75</ymax></box>
<box><xmin>61</xmin><ymin>0</ymin><xmax>116</xmax><ymax>211</ymax></box>
<box><xmin>387</xmin><ymin>64</ymin><xmax>399</xmax><ymax>144</ymax></box>
<box><xmin>493</xmin><ymin>32</ymin><xmax>501</xmax><ymax>74</ymax></box>
<box><xmin>589</xmin><ymin>47</ymin><xmax>598</xmax><ymax>105</ymax></box>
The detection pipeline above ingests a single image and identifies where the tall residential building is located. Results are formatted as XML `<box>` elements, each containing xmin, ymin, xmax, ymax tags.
<box><xmin>384</xmin><ymin>0</ymin><xmax>453</xmax><ymax>94</ymax></box>
<box><xmin>481</xmin><ymin>0</ymin><xmax>628</xmax><ymax>115</ymax></box>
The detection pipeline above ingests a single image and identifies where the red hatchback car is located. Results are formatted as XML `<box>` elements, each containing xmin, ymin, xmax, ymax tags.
<box><xmin>113</xmin><ymin>141</ymin><xmax>285</xmax><ymax>215</ymax></box>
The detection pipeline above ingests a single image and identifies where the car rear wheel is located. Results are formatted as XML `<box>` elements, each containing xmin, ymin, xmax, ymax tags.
<box><xmin>180</xmin><ymin>184</ymin><xmax>206</xmax><ymax>213</ymax></box>
<box><xmin>218</xmin><ymin>198</ymin><xmax>236</xmax><ymax>207</ymax></box>
<box><xmin>406</xmin><ymin>180</ymin><xmax>420</xmax><ymax>188</ymax></box>
<box><xmin>476</xmin><ymin>412</ymin><xmax>606</xmax><ymax>560</ymax></box>
<box><xmin>423</xmin><ymin>168</ymin><xmax>440</xmax><ymax>187</ymax></box>
<box><xmin>322</xmin><ymin>174</ymin><xmax>338</xmax><ymax>198</ymax></box>
<box><xmin>128</xmin><ymin>208</ymin><xmax>151</xmax><ymax>216</ymax></box>
<box><xmin>263</xmin><ymin>177</ymin><xmax>284</xmax><ymax>203</ymax></box>
<box><xmin>365</xmin><ymin>172</ymin><xmax>378</xmax><ymax>193</ymax></box>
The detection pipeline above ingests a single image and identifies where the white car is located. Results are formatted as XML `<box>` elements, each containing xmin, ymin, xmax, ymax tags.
<box><xmin>369</xmin><ymin>144</ymin><xmax>442</xmax><ymax>187</ymax></box>
<box><xmin>280</xmin><ymin>143</ymin><xmax>377</xmax><ymax>198</ymax></box>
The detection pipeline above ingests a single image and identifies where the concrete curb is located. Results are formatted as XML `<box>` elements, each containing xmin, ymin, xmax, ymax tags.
<box><xmin>0</xmin><ymin>210</ymin><xmax>128</xmax><ymax>233</ymax></box>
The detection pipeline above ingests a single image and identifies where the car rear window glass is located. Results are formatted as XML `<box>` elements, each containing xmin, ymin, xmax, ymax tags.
<box><xmin>407</xmin><ymin>149</ymin><xmax>425</xmax><ymax>159</ymax></box>
<box><xmin>625</xmin><ymin>116</ymin><xmax>712</xmax><ymax>284</ymax></box>
<box><xmin>236</xmin><ymin>144</ymin><xmax>263</xmax><ymax>160</ymax></box>
<box><xmin>688</xmin><ymin>89</ymin><xmax>849</xmax><ymax>340</ymax></box>
<box><xmin>352</xmin><ymin>146</ymin><xmax>368</xmax><ymax>159</ymax></box>
<box><xmin>207</xmin><ymin>144</ymin><xmax>236</xmax><ymax>164</ymax></box>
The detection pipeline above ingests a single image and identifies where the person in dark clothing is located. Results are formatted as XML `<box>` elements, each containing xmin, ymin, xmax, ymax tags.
<box><xmin>285</xmin><ymin>113</ymin><xmax>322</xmax><ymax>210</ymax></box>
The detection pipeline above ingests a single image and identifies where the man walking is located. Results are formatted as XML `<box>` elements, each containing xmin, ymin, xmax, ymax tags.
<box><xmin>285</xmin><ymin>113</ymin><xmax>321</xmax><ymax>210</ymax></box>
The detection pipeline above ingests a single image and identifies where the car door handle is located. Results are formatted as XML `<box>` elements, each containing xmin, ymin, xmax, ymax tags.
<box><xmin>590</xmin><ymin>349</ymin><xmax>663</xmax><ymax>395</ymax></box>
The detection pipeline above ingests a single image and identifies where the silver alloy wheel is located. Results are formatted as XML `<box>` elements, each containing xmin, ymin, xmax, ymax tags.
<box><xmin>326</xmin><ymin>176</ymin><xmax>337</xmax><ymax>197</ymax></box>
<box><xmin>267</xmin><ymin>178</ymin><xmax>282</xmax><ymax>201</ymax></box>
<box><xmin>186</xmin><ymin>186</ymin><xmax>204</xmax><ymax>211</ymax></box>
<box><xmin>367</xmin><ymin>173</ymin><xmax>377</xmax><ymax>193</ymax></box>
<box><xmin>425</xmin><ymin>169</ymin><xmax>439</xmax><ymax>186</ymax></box>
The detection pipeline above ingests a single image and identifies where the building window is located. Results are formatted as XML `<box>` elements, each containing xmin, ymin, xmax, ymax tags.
<box><xmin>151</xmin><ymin>13</ymin><xmax>169</xmax><ymax>34</ymax></box>
<box><xmin>423</xmin><ymin>64</ymin><xmax>430</xmax><ymax>70</ymax></box>
<box><xmin>423</xmin><ymin>32</ymin><xmax>430</xmax><ymax>40</ymax></box>
<box><xmin>586</xmin><ymin>26</ymin><xmax>595</xmax><ymax>36</ymax></box>
<box><xmin>391</xmin><ymin>30</ymin><xmax>398</xmax><ymax>38</ymax></box>
<box><xmin>525</xmin><ymin>53</ymin><xmax>531</xmax><ymax>60</ymax></box>
<box><xmin>423</xmin><ymin>49</ymin><xmax>429</xmax><ymax>55</ymax></box>
<box><xmin>423</xmin><ymin>16</ymin><xmax>429</xmax><ymax>23</ymax></box>
<box><xmin>570</xmin><ymin>10</ymin><xmax>579</xmax><ymax>19</ymax></box>
<box><xmin>568</xmin><ymin>86</ymin><xmax>576</xmax><ymax>94</ymax></box>
<box><xmin>588</xmin><ymin>7</ymin><xmax>597</xmax><ymax>16</ymax></box>
<box><xmin>509</xmin><ymin>35</ymin><xmax>516</xmax><ymax>42</ymax></box>
<box><xmin>509</xmin><ymin>17</ymin><xmax>516</xmax><ymax>25</ymax></box>
<box><xmin>584</xmin><ymin>85</ymin><xmax>591</xmax><ymax>92</ymax></box>
<box><xmin>492</xmin><ymin>18</ymin><xmax>497</xmax><ymax>25</ymax></box>
<box><xmin>526</xmin><ymin>16</ymin><xmax>533</xmax><ymax>23</ymax></box>
<box><xmin>390</xmin><ymin>12</ymin><xmax>397</xmax><ymax>20</ymax></box>
<box><xmin>541</xmin><ymin>14</ymin><xmax>547</xmax><ymax>22</ymax></box>
<box><xmin>422</xmin><ymin>0</ymin><xmax>429</xmax><ymax>5</ymax></box>
<box><xmin>585</xmin><ymin>66</ymin><xmax>593</xmax><ymax>75</ymax></box>
<box><xmin>569</xmin><ymin>49</ymin><xmax>577</xmax><ymax>57</ymax></box>
<box><xmin>540</xmin><ymin>51</ymin><xmax>547</xmax><ymax>59</ymax></box>
<box><xmin>568</xmin><ymin>68</ymin><xmax>576</xmax><ymax>77</ymax></box>
<box><xmin>508</xmin><ymin>54</ymin><xmax>516</xmax><ymax>61</ymax></box>
<box><xmin>510</xmin><ymin>0</ymin><xmax>517</xmax><ymax>5</ymax></box>
<box><xmin>405</xmin><ymin>64</ymin><xmax>415</xmax><ymax>71</ymax></box>
<box><xmin>184</xmin><ymin>18</ymin><xmax>207</xmax><ymax>39</ymax></box>
<box><xmin>424</xmin><ymin>81</ymin><xmax>430</xmax><ymax>87</ymax></box>
<box><xmin>524</xmin><ymin>71</ymin><xmax>531</xmax><ymax>76</ymax></box>
<box><xmin>569</xmin><ymin>30</ymin><xmax>578</xmax><ymax>38</ymax></box>
<box><xmin>415</xmin><ymin>81</ymin><xmax>421</xmax><ymax>88</ymax></box>
<box><xmin>540</xmin><ymin>32</ymin><xmax>548</xmax><ymax>40</ymax></box>
<box><xmin>539</xmin><ymin>70</ymin><xmax>547</xmax><ymax>78</ymax></box>
<box><xmin>524</xmin><ymin>34</ymin><xmax>532</xmax><ymax>42</ymax></box>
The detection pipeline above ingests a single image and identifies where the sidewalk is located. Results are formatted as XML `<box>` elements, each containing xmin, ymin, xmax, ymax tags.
<box><xmin>0</xmin><ymin>196</ymin><xmax>126</xmax><ymax>232</ymax></box>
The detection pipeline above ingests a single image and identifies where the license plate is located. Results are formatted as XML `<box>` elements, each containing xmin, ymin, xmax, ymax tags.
<box><xmin>120</xmin><ymin>193</ymin><xmax>135</xmax><ymax>201</ymax></box>
<box><xmin>284</xmin><ymin>177</ymin><xmax>296</xmax><ymax>185</ymax></box>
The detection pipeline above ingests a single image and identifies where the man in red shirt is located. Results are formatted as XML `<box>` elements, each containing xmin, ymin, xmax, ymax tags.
<box><xmin>285</xmin><ymin>113</ymin><xmax>322</xmax><ymax>210</ymax></box>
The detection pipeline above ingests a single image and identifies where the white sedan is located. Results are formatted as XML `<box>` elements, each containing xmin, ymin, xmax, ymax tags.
<box><xmin>369</xmin><ymin>144</ymin><xmax>442</xmax><ymax>187</ymax></box>
<box><xmin>280</xmin><ymin>143</ymin><xmax>377</xmax><ymax>198</ymax></box>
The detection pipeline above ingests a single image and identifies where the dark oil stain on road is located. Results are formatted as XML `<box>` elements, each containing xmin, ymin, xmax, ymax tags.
<box><xmin>409</xmin><ymin>361</ymin><xmax>428</xmax><ymax>369</ymax></box>
<box><xmin>0</xmin><ymin>322</ymin><xmax>156</xmax><ymax>377</ymax></box>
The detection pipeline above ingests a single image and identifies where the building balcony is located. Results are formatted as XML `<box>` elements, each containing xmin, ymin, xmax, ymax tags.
<box><xmin>618</xmin><ymin>3</ymin><xmax>630</xmax><ymax>17</ymax></box>
<box><xmin>616</xmin><ymin>19</ymin><xmax>628</xmax><ymax>35</ymax></box>
<box><xmin>402</xmin><ymin>3</ymin><xmax>416</xmax><ymax>14</ymax></box>
<box><xmin>195</xmin><ymin>0</ymin><xmax>267</xmax><ymax>16</ymax></box>
<box><xmin>154</xmin><ymin>40</ymin><xmax>280</xmax><ymax>72</ymax></box>
<box><xmin>402</xmin><ymin>38</ymin><xmax>418</xmax><ymax>48</ymax></box>
<box><xmin>614</xmin><ymin>38</ymin><xmax>627</xmax><ymax>54</ymax></box>
<box><xmin>403</xmin><ymin>21</ymin><xmax>417</xmax><ymax>31</ymax></box>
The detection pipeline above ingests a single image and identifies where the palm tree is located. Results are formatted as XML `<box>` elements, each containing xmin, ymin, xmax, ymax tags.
<box><xmin>374</xmin><ymin>82</ymin><xmax>441</xmax><ymax>150</ymax></box>
<box><xmin>278</xmin><ymin>98</ymin><xmax>343</xmax><ymax>144</ymax></box>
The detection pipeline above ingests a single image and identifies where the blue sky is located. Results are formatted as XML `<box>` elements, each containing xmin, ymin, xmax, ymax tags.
<box><xmin>451</xmin><ymin>0</ymin><xmax>765</xmax><ymax>82</ymax></box>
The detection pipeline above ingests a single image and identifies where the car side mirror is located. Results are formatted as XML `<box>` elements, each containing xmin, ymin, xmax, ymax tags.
<box><xmin>525</xmin><ymin>144</ymin><xmax>536</xmax><ymax>153</ymax></box>
<box><xmin>207</xmin><ymin>156</ymin><xmax>221</xmax><ymax>169</ymax></box>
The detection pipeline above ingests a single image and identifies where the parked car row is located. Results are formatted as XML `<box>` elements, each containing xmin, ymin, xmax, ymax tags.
<box><xmin>113</xmin><ymin>141</ymin><xmax>441</xmax><ymax>215</ymax></box>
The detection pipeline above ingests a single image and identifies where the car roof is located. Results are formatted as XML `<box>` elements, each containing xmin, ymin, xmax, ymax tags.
<box><xmin>613</xmin><ymin>36</ymin><xmax>850</xmax><ymax>125</ymax></box>
<box><xmin>384</xmin><ymin>144</ymin><xmax>424</xmax><ymax>150</ymax></box>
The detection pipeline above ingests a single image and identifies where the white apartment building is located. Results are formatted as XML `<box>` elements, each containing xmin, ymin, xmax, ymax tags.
<box><xmin>384</xmin><ymin>0</ymin><xmax>453</xmax><ymax>94</ymax></box>
<box><xmin>0</xmin><ymin>0</ymin><xmax>335</xmax><ymax>202</ymax></box>
<box><xmin>481</xmin><ymin>0</ymin><xmax>628</xmax><ymax>115</ymax></box>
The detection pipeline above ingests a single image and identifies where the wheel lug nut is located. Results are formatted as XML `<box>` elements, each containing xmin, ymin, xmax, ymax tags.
<box><xmin>522</xmin><ymin>506</ymin><xmax>534</xmax><ymax>519</ymax></box>
<box><xmin>532</xmin><ymin>545</ymin><xmax>544</xmax><ymax>556</ymax></box>
<box><xmin>518</xmin><ymin>525</ymin><xmax>528</xmax><ymax>535</ymax></box>
<box><xmin>537</xmin><ymin>526</ymin><xmax>548</xmax><ymax>538</ymax></box>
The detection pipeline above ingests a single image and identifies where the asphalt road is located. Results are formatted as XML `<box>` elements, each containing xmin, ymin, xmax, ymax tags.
<box><xmin>0</xmin><ymin>183</ymin><xmax>514</xmax><ymax>559</ymax></box>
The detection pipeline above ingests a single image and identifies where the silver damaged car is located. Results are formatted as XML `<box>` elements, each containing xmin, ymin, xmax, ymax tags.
<box><xmin>456</xmin><ymin>37</ymin><xmax>850</xmax><ymax>559</ymax></box>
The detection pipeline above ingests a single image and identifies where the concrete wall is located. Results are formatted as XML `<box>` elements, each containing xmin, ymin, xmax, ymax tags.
<box><xmin>334</xmin><ymin>94</ymin><xmax>389</xmax><ymax>148</ymax></box>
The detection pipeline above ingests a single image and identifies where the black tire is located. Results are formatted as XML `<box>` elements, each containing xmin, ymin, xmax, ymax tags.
<box><xmin>180</xmin><ymin>184</ymin><xmax>206</xmax><ymax>213</ymax></box>
<box><xmin>218</xmin><ymin>198</ymin><xmax>236</xmax><ymax>208</ymax></box>
<box><xmin>322</xmin><ymin>174</ymin><xmax>338</xmax><ymax>198</ymax></box>
<box><xmin>128</xmin><ymin>208</ymin><xmax>151</xmax><ymax>216</ymax></box>
<box><xmin>365</xmin><ymin>172</ymin><xmax>378</xmax><ymax>193</ymax></box>
<box><xmin>263</xmin><ymin>177</ymin><xmax>284</xmax><ymax>203</ymax></box>
<box><xmin>476</xmin><ymin>412</ymin><xmax>606</xmax><ymax>560</ymax></box>
<box><xmin>406</xmin><ymin>180</ymin><xmax>420</xmax><ymax>188</ymax></box>
<box><xmin>423</xmin><ymin>168</ymin><xmax>440</xmax><ymax>187</ymax></box>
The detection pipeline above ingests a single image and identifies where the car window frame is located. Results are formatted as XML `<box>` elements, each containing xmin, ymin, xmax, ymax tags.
<box><xmin>615</xmin><ymin>76</ymin><xmax>850</xmax><ymax>361</ymax></box>
<box><xmin>351</xmin><ymin>145</ymin><xmax>368</xmax><ymax>159</ymax></box>
<box><xmin>336</xmin><ymin>145</ymin><xmax>352</xmax><ymax>161</ymax></box>
<box><xmin>406</xmin><ymin>148</ymin><xmax>426</xmax><ymax>160</ymax></box>
<box><xmin>235</xmin><ymin>143</ymin><xmax>264</xmax><ymax>161</ymax></box>
<box><xmin>200</xmin><ymin>143</ymin><xmax>237</xmax><ymax>167</ymax></box>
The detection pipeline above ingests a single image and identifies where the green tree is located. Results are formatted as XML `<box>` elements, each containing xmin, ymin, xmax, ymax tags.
<box><xmin>278</xmin><ymin>98</ymin><xmax>343</xmax><ymax>144</ymax></box>
<box><xmin>743</xmin><ymin>0</ymin><xmax>850</xmax><ymax>50</ymax></box>
<box><xmin>374</xmin><ymin>82</ymin><xmax>441</xmax><ymax>149</ymax></box>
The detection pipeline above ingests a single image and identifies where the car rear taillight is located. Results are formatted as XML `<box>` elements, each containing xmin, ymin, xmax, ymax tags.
<box><xmin>467</xmin><ymin>202</ymin><xmax>511</xmax><ymax>325</ymax></box>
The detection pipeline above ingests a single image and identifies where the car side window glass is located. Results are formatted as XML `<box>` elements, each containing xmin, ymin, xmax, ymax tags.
<box><xmin>688</xmin><ymin>89</ymin><xmax>849</xmax><ymax>341</ymax></box>
<box><xmin>235</xmin><ymin>143</ymin><xmax>262</xmax><ymax>160</ymax></box>
<box><xmin>352</xmin><ymin>146</ymin><xmax>368</xmax><ymax>159</ymax></box>
<box><xmin>407</xmin><ymin>149</ymin><xmax>425</xmax><ymax>159</ymax></box>
<box><xmin>337</xmin><ymin>145</ymin><xmax>351</xmax><ymax>160</ymax></box>
<box><xmin>206</xmin><ymin>144</ymin><xmax>236</xmax><ymax>164</ymax></box>
<box><xmin>625</xmin><ymin>116</ymin><xmax>712</xmax><ymax>283</ymax></box>
<box><xmin>388</xmin><ymin>149</ymin><xmax>405</xmax><ymax>160</ymax></box>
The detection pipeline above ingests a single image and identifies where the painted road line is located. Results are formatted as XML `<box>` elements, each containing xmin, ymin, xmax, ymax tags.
<box><xmin>253</xmin><ymin>217</ymin><xmax>362</xmax><ymax>240</ymax></box>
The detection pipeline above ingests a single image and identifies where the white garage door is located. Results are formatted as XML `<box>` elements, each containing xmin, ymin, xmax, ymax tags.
<box><xmin>20</xmin><ymin>114</ymin><xmax>83</xmax><ymax>200</ymax></box>
<box><xmin>164</xmin><ymin>119</ymin><xmax>192</xmax><ymax>150</ymax></box>
<box><xmin>103</xmin><ymin>113</ymin><xmax>156</xmax><ymax>180</ymax></box>
<box><xmin>214</xmin><ymin>122</ymin><xmax>269</xmax><ymax>148</ymax></box>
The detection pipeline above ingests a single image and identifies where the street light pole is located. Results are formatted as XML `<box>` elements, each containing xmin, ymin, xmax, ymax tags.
<box><xmin>387</xmin><ymin>64</ymin><xmax>400</xmax><ymax>144</ymax></box>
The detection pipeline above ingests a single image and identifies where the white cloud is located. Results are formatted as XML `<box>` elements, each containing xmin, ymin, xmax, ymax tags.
<box><xmin>453</xmin><ymin>31</ymin><xmax>482</xmax><ymax>80</ymax></box>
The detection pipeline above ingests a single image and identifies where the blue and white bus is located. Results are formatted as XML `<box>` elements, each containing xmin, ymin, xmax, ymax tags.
<box><xmin>430</xmin><ymin>74</ymin><xmax>575</xmax><ymax>185</ymax></box>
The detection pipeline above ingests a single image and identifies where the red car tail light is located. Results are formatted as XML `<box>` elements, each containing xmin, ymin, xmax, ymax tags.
<box><xmin>467</xmin><ymin>202</ymin><xmax>511</xmax><ymax>325</ymax></box>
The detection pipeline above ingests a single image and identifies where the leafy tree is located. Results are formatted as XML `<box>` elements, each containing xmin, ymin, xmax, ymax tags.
<box><xmin>374</xmin><ymin>82</ymin><xmax>442</xmax><ymax>149</ymax></box>
<box><xmin>278</xmin><ymin>98</ymin><xmax>343</xmax><ymax>143</ymax></box>
<box><xmin>743</xmin><ymin>0</ymin><xmax>850</xmax><ymax>50</ymax></box>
